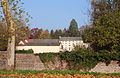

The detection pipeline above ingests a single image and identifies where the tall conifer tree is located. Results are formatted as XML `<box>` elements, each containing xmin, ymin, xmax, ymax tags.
<box><xmin>68</xmin><ymin>19</ymin><xmax>79</xmax><ymax>37</ymax></box>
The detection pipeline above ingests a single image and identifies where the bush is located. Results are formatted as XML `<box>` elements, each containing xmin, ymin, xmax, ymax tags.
<box><xmin>60</xmin><ymin>48</ymin><xmax>98</xmax><ymax>71</ymax></box>
<box><xmin>95</xmin><ymin>50</ymin><xmax>120</xmax><ymax>65</ymax></box>
<box><xmin>15</xmin><ymin>49</ymin><xmax>34</xmax><ymax>53</ymax></box>
<box><xmin>35</xmin><ymin>53</ymin><xmax>58</xmax><ymax>63</ymax></box>
<box><xmin>60</xmin><ymin>48</ymin><xmax>120</xmax><ymax>71</ymax></box>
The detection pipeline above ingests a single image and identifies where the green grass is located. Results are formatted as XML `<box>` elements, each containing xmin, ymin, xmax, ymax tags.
<box><xmin>0</xmin><ymin>69</ymin><xmax>120</xmax><ymax>76</ymax></box>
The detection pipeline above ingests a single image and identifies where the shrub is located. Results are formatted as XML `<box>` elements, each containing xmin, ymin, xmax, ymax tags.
<box><xmin>60</xmin><ymin>48</ymin><xmax>98</xmax><ymax>71</ymax></box>
<box><xmin>15</xmin><ymin>49</ymin><xmax>34</xmax><ymax>53</ymax></box>
<box><xmin>95</xmin><ymin>50</ymin><xmax>120</xmax><ymax>65</ymax></box>
<box><xmin>35</xmin><ymin>53</ymin><xmax>58</xmax><ymax>63</ymax></box>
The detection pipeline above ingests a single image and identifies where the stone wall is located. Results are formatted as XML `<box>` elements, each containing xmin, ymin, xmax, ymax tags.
<box><xmin>15</xmin><ymin>53</ymin><xmax>45</xmax><ymax>70</ymax></box>
<box><xmin>15</xmin><ymin>53</ymin><xmax>120</xmax><ymax>73</ymax></box>
<box><xmin>42</xmin><ymin>56</ymin><xmax>68</xmax><ymax>70</ymax></box>
<box><xmin>0</xmin><ymin>53</ymin><xmax>120</xmax><ymax>73</ymax></box>
<box><xmin>90</xmin><ymin>61</ymin><xmax>120</xmax><ymax>73</ymax></box>
<box><xmin>15</xmin><ymin>53</ymin><xmax>67</xmax><ymax>70</ymax></box>
<box><xmin>0</xmin><ymin>51</ymin><xmax>7</xmax><ymax>69</ymax></box>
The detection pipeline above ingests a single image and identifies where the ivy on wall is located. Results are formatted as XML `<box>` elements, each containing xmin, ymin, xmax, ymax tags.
<box><xmin>60</xmin><ymin>48</ymin><xmax>98</xmax><ymax>71</ymax></box>
<box><xmin>35</xmin><ymin>53</ymin><xmax>58</xmax><ymax>63</ymax></box>
<box><xmin>35</xmin><ymin>48</ymin><xmax>120</xmax><ymax>71</ymax></box>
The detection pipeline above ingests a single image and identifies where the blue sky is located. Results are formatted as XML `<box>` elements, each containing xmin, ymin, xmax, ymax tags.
<box><xmin>23</xmin><ymin>0</ymin><xmax>92</xmax><ymax>30</ymax></box>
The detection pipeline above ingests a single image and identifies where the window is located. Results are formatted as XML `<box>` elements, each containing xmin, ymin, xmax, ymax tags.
<box><xmin>81</xmin><ymin>41</ymin><xmax>83</xmax><ymax>43</ymax></box>
<box><xmin>69</xmin><ymin>47</ymin><xmax>71</xmax><ymax>51</ymax></box>
<box><xmin>61</xmin><ymin>45</ymin><xmax>63</xmax><ymax>49</ymax></box>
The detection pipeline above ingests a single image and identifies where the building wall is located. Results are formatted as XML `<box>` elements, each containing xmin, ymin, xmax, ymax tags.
<box><xmin>16</xmin><ymin>46</ymin><xmax>60</xmax><ymax>53</ymax></box>
<box><xmin>59</xmin><ymin>40</ymin><xmax>89</xmax><ymax>51</ymax></box>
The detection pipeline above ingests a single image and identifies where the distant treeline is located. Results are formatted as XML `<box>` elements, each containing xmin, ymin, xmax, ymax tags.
<box><xmin>29</xmin><ymin>19</ymin><xmax>85</xmax><ymax>39</ymax></box>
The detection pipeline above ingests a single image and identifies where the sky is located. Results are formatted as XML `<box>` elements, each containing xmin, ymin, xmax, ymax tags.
<box><xmin>22</xmin><ymin>0</ymin><xmax>92</xmax><ymax>30</ymax></box>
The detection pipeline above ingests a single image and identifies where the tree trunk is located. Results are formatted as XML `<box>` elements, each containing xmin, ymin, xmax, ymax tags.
<box><xmin>2</xmin><ymin>0</ymin><xmax>15</xmax><ymax>70</ymax></box>
<box><xmin>7</xmin><ymin>35</ymin><xmax>15</xmax><ymax>70</ymax></box>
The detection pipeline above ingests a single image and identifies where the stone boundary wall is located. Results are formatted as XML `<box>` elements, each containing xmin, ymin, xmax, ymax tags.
<box><xmin>15</xmin><ymin>53</ymin><xmax>45</xmax><ymax>70</ymax></box>
<box><xmin>15</xmin><ymin>53</ymin><xmax>68</xmax><ymax>70</ymax></box>
<box><xmin>0</xmin><ymin>51</ymin><xmax>7</xmax><ymax>69</ymax></box>
<box><xmin>0</xmin><ymin>53</ymin><xmax>120</xmax><ymax>73</ymax></box>
<box><xmin>90</xmin><ymin>61</ymin><xmax>120</xmax><ymax>73</ymax></box>
<box><xmin>15</xmin><ymin>53</ymin><xmax>120</xmax><ymax>73</ymax></box>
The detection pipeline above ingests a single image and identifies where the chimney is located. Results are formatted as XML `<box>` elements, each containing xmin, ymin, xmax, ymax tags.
<box><xmin>25</xmin><ymin>40</ymin><xmax>28</xmax><ymax>43</ymax></box>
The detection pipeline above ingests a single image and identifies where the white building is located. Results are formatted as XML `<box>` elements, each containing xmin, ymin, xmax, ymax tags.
<box><xmin>16</xmin><ymin>37</ymin><xmax>89</xmax><ymax>53</ymax></box>
<box><xmin>16</xmin><ymin>39</ymin><xmax>60</xmax><ymax>53</ymax></box>
<box><xmin>59</xmin><ymin>37</ymin><xmax>89</xmax><ymax>51</ymax></box>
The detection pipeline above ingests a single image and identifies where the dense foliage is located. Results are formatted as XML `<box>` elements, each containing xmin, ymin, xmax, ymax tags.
<box><xmin>82</xmin><ymin>0</ymin><xmax>120</xmax><ymax>52</ymax></box>
<box><xmin>68</xmin><ymin>19</ymin><xmax>80</xmax><ymax>37</ymax></box>
<box><xmin>60</xmin><ymin>48</ymin><xmax>98</xmax><ymax>71</ymax></box>
<box><xmin>35</xmin><ymin>53</ymin><xmax>57</xmax><ymax>63</ymax></box>
<box><xmin>15</xmin><ymin>49</ymin><xmax>33</xmax><ymax>53</ymax></box>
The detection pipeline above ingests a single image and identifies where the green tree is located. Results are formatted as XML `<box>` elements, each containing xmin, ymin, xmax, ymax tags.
<box><xmin>83</xmin><ymin>0</ymin><xmax>120</xmax><ymax>52</ymax></box>
<box><xmin>63</xmin><ymin>28</ymin><xmax>69</xmax><ymax>37</ymax></box>
<box><xmin>50</xmin><ymin>29</ymin><xmax>55</xmax><ymax>39</ymax></box>
<box><xmin>0</xmin><ymin>0</ymin><xmax>30</xmax><ymax>69</ymax></box>
<box><xmin>68</xmin><ymin>19</ymin><xmax>79</xmax><ymax>37</ymax></box>
<box><xmin>54</xmin><ymin>29</ymin><xmax>63</xmax><ymax>39</ymax></box>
